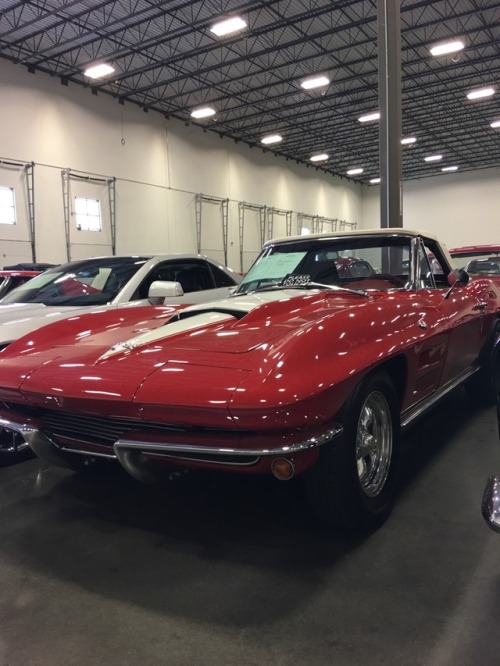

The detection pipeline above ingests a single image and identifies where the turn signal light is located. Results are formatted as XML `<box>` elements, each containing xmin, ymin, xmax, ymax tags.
<box><xmin>271</xmin><ymin>457</ymin><xmax>295</xmax><ymax>481</ymax></box>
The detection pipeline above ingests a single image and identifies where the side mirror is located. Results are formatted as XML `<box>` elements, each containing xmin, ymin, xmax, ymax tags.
<box><xmin>148</xmin><ymin>280</ymin><xmax>184</xmax><ymax>301</ymax></box>
<box><xmin>444</xmin><ymin>268</ymin><xmax>469</xmax><ymax>299</ymax></box>
<box><xmin>447</xmin><ymin>268</ymin><xmax>469</xmax><ymax>288</ymax></box>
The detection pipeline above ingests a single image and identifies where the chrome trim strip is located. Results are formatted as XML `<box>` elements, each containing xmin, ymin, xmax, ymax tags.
<box><xmin>113</xmin><ymin>424</ymin><xmax>343</xmax><ymax>460</ymax></box>
<box><xmin>401</xmin><ymin>365</ymin><xmax>479</xmax><ymax>431</ymax></box>
<box><xmin>0</xmin><ymin>415</ymin><xmax>39</xmax><ymax>441</ymax></box>
<box><xmin>123</xmin><ymin>450</ymin><xmax>260</xmax><ymax>467</ymax></box>
<box><xmin>59</xmin><ymin>447</ymin><xmax>116</xmax><ymax>460</ymax></box>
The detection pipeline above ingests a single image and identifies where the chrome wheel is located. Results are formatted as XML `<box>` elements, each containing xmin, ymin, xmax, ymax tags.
<box><xmin>303</xmin><ymin>371</ymin><xmax>400</xmax><ymax>531</ymax></box>
<box><xmin>356</xmin><ymin>391</ymin><xmax>392</xmax><ymax>498</ymax></box>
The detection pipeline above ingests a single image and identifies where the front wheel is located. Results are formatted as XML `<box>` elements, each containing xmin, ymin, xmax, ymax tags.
<box><xmin>303</xmin><ymin>371</ymin><xmax>400</xmax><ymax>532</ymax></box>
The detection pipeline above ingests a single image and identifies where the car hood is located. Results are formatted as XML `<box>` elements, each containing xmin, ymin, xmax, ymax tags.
<box><xmin>0</xmin><ymin>302</ymin><xmax>106</xmax><ymax>346</ymax></box>
<box><xmin>0</xmin><ymin>289</ymin><xmax>371</xmax><ymax>424</ymax></box>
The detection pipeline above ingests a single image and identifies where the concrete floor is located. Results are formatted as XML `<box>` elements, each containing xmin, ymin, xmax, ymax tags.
<box><xmin>1</xmin><ymin>389</ymin><xmax>500</xmax><ymax>666</ymax></box>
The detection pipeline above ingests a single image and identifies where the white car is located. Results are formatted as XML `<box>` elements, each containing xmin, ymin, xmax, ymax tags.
<box><xmin>0</xmin><ymin>253</ymin><xmax>240</xmax><ymax>459</ymax></box>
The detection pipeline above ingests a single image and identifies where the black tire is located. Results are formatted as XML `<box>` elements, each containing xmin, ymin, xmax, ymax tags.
<box><xmin>303</xmin><ymin>371</ymin><xmax>400</xmax><ymax>533</ymax></box>
<box><xmin>465</xmin><ymin>322</ymin><xmax>500</xmax><ymax>406</ymax></box>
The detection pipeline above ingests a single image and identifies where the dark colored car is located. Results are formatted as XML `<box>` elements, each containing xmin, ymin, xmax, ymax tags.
<box><xmin>0</xmin><ymin>270</ymin><xmax>41</xmax><ymax>300</ymax></box>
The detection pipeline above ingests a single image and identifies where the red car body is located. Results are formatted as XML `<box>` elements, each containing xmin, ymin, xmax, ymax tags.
<box><xmin>0</xmin><ymin>229</ymin><xmax>499</xmax><ymax>532</ymax></box>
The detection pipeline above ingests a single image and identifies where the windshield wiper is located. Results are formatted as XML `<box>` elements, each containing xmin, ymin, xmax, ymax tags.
<box><xmin>306</xmin><ymin>281</ymin><xmax>369</xmax><ymax>297</ymax></box>
<box><xmin>234</xmin><ymin>281</ymin><xmax>369</xmax><ymax>298</ymax></box>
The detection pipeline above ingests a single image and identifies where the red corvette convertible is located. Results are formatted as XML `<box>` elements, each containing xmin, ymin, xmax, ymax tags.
<box><xmin>0</xmin><ymin>229</ymin><xmax>499</xmax><ymax>532</ymax></box>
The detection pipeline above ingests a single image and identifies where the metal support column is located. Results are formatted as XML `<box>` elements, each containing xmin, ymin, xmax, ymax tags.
<box><xmin>339</xmin><ymin>220</ymin><xmax>358</xmax><ymax>231</ymax></box>
<box><xmin>297</xmin><ymin>213</ymin><xmax>319</xmax><ymax>236</ymax></box>
<box><xmin>317</xmin><ymin>217</ymin><xmax>339</xmax><ymax>234</ymax></box>
<box><xmin>61</xmin><ymin>169</ymin><xmax>71</xmax><ymax>261</ymax></box>
<box><xmin>108</xmin><ymin>177</ymin><xmax>116</xmax><ymax>255</ymax></box>
<box><xmin>24</xmin><ymin>162</ymin><xmax>35</xmax><ymax>261</ymax></box>
<box><xmin>195</xmin><ymin>194</ymin><xmax>229</xmax><ymax>265</ymax></box>
<box><xmin>267</xmin><ymin>207</ymin><xmax>292</xmax><ymax>240</ymax></box>
<box><xmin>0</xmin><ymin>158</ymin><xmax>36</xmax><ymax>262</ymax></box>
<box><xmin>62</xmin><ymin>169</ymin><xmax>117</xmax><ymax>260</ymax></box>
<box><xmin>378</xmin><ymin>0</ymin><xmax>403</xmax><ymax>229</ymax></box>
<box><xmin>238</xmin><ymin>202</ymin><xmax>266</xmax><ymax>273</ymax></box>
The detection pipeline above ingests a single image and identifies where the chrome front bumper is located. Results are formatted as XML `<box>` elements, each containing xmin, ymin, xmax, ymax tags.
<box><xmin>0</xmin><ymin>409</ymin><xmax>343</xmax><ymax>481</ymax></box>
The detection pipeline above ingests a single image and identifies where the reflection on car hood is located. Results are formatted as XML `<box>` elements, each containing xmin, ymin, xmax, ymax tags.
<box><xmin>0</xmin><ymin>302</ymin><xmax>114</xmax><ymax>345</ymax></box>
<box><xmin>0</xmin><ymin>289</ymin><xmax>374</xmax><ymax>423</ymax></box>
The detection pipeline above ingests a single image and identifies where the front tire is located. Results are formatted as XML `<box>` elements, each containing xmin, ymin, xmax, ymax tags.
<box><xmin>303</xmin><ymin>371</ymin><xmax>400</xmax><ymax>532</ymax></box>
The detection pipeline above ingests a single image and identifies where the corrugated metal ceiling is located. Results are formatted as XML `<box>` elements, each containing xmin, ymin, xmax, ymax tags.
<box><xmin>1</xmin><ymin>0</ymin><xmax>499</xmax><ymax>183</ymax></box>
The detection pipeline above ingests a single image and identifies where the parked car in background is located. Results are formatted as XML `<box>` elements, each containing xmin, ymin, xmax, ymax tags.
<box><xmin>3</xmin><ymin>262</ymin><xmax>56</xmax><ymax>271</ymax></box>
<box><xmin>450</xmin><ymin>245</ymin><xmax>500</xmax><ymax>275</ymax></box>
<box><xmin>0</xmin><ymin>229</ymin><xmax>499</xmax><ymax>531</ymax></box>
<box><xmin>0</xmin><ymin>270</ymin><xmax>41</xmax><ymax>300</ymax></box>
<box><xmin>0</xmin><ymin>253</ymin><xmax>240</xmax><ymax>461</ymax></box>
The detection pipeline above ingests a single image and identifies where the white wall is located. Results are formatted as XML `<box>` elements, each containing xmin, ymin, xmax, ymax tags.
<box><xmin>361</xmin><ymin>167</ymin><xmax>500</xmax><ymax>250</ymax></box>
<box><xmin>0</xmin><ymin>59</ymin><xmax>362</xmax><ymax>270</ymax></box>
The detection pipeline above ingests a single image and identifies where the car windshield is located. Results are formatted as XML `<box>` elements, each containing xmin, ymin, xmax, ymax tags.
<box><xmin>235</xmin><ymin>235</ymin><xmax>413</xmax><ymax>294</ymax></box>
<box><xmin>0</xmin><ymin>257</ymin><xmax>149</xmax><ymax>307</ymax></box>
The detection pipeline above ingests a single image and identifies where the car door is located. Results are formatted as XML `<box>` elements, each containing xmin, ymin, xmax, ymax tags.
<box><xmin>417</xmin><ymin>239</ymin><xmax>486</xmax><ymax>387</ymax></box>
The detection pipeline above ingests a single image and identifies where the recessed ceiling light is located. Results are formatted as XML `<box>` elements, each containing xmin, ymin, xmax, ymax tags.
<box><xmin>358</xmin><ymin>112</ymin><xmax>380</xmax><ymax>123</ymax></box>
<box><xmin>210</xmin><ymin>16</ymin><xmax>247</xmax><ymax>37</ymax></box>
<box><xmin>442</xmin><ymin>166</ymin><xmax>458</xmax><ymax>172</ymax></box>
<box><xmin>261</xmin><ymin>134</ymin><xmax>283</xmax><ymax>145</ymax></box>
<box><xmin>401</xmin><ymin>137</ymin><xmax>417</xmax><ymax>145</ymax></box>
<box><xmin>490</xmin><ymin>120</ymin><xmax>500</xmax><ymax>129</ymax></box>
<box><xmin>310</xmin><ymin>153</ymin><xmax>329</xmax><ymax>162</ymax></box>
<box><xmin>424</xmin><ymin>154</ymin><xmax>443</xmax><ymax>162</ymax></box>
<box><xmin>347</xmin><ymin>167</ymin><xmax>363</xmax><ymax>175</ymax></box>
<box><xmin>370</xmin><ymin>178</ymin><xmax>381</xmax><ymax>184</ymax></box>
<box><xmin>429</xmin><ymin>39</ymin><xmax>465</xmax><ymax>56</ymax></box>
<box><xmin>300</xmin><ymin>75</ymin><xmax>330</xmax><ymax>90</ymax></box>
<box><xmin>466</xmin><ymin>87</ymin><xmax>495</xmax><ymax>100</ymax></box>
<box><xmin>84</xmin><ymin>63</ymin><xmax>115</xmax><ymax>79</ymax></box>
<box><xmin>190</xmin><ymin>106</ymin><xmax>216</xmax><ymax>119</ymax></box>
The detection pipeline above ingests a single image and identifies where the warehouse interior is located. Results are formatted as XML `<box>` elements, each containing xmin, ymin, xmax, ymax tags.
<box><xmin>1</xmin><ymin>1</ymin><xmax>500</xmax><ymax>664</ymax></box>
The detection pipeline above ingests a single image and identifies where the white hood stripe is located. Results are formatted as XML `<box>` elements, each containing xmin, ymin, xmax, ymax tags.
<box><xmin>99</xmin><ymin>311</ymin><xmax>236</xmax><ymax>360</ymax></box>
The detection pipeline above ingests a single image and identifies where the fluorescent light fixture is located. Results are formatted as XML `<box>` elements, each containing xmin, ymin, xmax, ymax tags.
<box><xmin>190</xmin><ymin>106</ymin><xmax>216</xmax><ymax>119</ymax></box>
<box><xmin>84</xmin><ymin>63</ymin><xmax>115</xmax><ymax>79</ymax></box>
<box><xmin>358</xmin><ymin>111</ymin><xmax>380</xmax><ymax>123</ymax></box>
<box><xmin>261</xmin><ymin>134</ymin><xmax>283</xmax><ymax>145</ymax></box>
<box><xmin>466</xmin><ymin>87</ymin><xmax>495</xmax><ymax>100</ymax></box>
<box><xmin>424</xmin><ymin>154</ymin><xmax>443</xmax><ymax>162</ymax></box>
<box><xmin>442</xmin><ymin>166</ymin><xmax>458</xmax><ymax>172</ymax></box>
<box><xmin>490</xmin><ymin>120</ymin><xmax>500</xmax><ymax>128</ymax></box>
<box><xmin>210</xmin><ymin>16</ymin><xmax>247</xmax><ymax>37</ymax></box>
<box><xmin>300</xmin><ymin>75</ymin><xmax>330</xmax><ymax>90</ymax></box>
<box><xmin>347</xmin><ymin>168</ymin><xmax>363</xmax><ymax>175</ymax></box>
<box><xmin>401</xmin><ymin>136</ymin><xmax>417</xmax><ymax>145</ymax></box>
<box><xmin>310</xmin><ymin>153</ymin><xmax>329</xmax><ymax>162</ymax></box>
<box><xmin>429</xmin><ymin>39</ymin><xmax>465</xmax><ymax>56</ymax></box>
<box><xmin>370</xmin><ymin>178</ymin><xmax>381</xmax><ymax>184</ymax></box>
